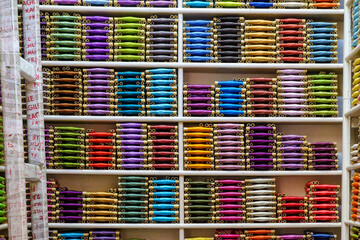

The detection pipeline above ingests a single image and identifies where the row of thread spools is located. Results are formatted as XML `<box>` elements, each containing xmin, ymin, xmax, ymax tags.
<box><xmin>21</xmin><ymin>14</ymin><xmax>178</xmax><ymax>62</ymax></box>
<box><xmin>184</xmin><ymin>178</ymin><xmax>339</xmax><ymax>223</ymax></box>
<box><xmin>41</xmin><ymin>177</ymin><xmax>339</xmax><ymax>223</ymax></box>
<box><xmin>45</xmin><ymin>176</ymin><xmax>180</xmax><ymax>223</ymax></box>
<box><xmin>19</xmin><ymin>0</ymin><xmax>340</xmax><ymax>8</ymax></box>
<box><xmin>18</xmin><ymin>14</ymin><xmax>339</xmax><ymax>63</ymax></box>
<box><xmin>29</xmin><ymin>123</ymin><xmax>179</xmax><ymax>170</ymax></box>
<box><xmin>41</xmin><ymin>229</ymin><xmax>338</xmax><ymax>240</ymax></box>
<box><xmin>20</xmin><ymin>68</ymin><xmax>339</xmax><ymax>118</ymax></box>
<box><xmin>184</xmin><ymin>123</ymin><xmax>339</xmax><ymax>171</ymax></box>
<box><xmin>48</xmin><ymin>230</ymin><xmax>122</xmax><ymax>240</ymax></box>
<box><xmin>25</xmin><ymin>67</ymin><xmax>178</xmax><ymax>117</ymax></box>
<box><xmin>183</xmin><ymin>18</ymin><xmax>338</xmax><ymax>63</ymax></box>
<box><xmin>30</xmin><ymin>123</ymin><xmax>340</xmax><ymax>170</ymax></box>
<box><xmin>184</xmin><ymin>70</ymin><xmax>338</xmax><ymax>117</ymax></box>
<box><xmin>186</xmin><ymin>229</ymin><xmax>337</xmax><ymax>240</ymax></box>
<box><xmin>182</xmin><ymin>0</ymin><xmax>339</xmax><ymax>8</ymax></box>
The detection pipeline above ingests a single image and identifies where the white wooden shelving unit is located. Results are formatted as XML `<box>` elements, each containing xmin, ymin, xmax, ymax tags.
<box><xmin>343</xmin><ymin>0</ymin><xmax>358</xmax><ymax>237</ymax></box>
<box><xmin>1</xmin><ymin>1</ymin><xmax>348</xmax><ymax>239</ymax></box>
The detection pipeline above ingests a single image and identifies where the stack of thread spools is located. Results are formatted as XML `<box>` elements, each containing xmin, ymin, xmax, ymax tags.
<box><xmin>245</xmin><ymin>178</ymin><xmax>277</xmax><ymax>223</ymax></box>
<box><xmin>147</xmin><ymin>123</ymin><xmax>179</xmax><ymax>170</ymax></box>
<box><xmin>213</xmin><ymin>17</ymin><xmax>244</xmax><ymax>63</ymax></box>
<box><xmin>352</xmin><ymin>141</ymin><xmax>360</xmax><ymax>165</ymax></box>
<box><xmin>49</xmin><ymin>230</ymin><xmax>121</xmax><ymax>240</ymax></box>
<box><xmin>183</xmin><ymin>20</ymin><xmax>214</xmax><ymax>62</ymax></box>
<box><xmin>146</xmin><ymin>69</ymin><xmax>178</xmax><ymax>116</ymax></box>
<box><xmin>85</xmin><ymin>128</ymin><xmax>117</xmax><ymax>169</ymax></box>
<box><xmin>352</xmin><ymin>173</ymin><xmax>360</xmax><ymax>223</ymax></box>
<box><xmin>183</xmin><ymin>84</ymin><xmax>215</xmax><ymax>117</ymax></box>
<box><xmin>276</xmin><ymin>19</ymin><xmax>307</xmax><ymax>63</ymax></box>
<box><xmin>307</xmin><ymin>180</ymin><xmax>340</xmax><ymax>223</ymax></box>
<box><xmin>246</xmin><ymin>77</ymin><xmax>277</xmax><ymax>117</ymax></box>
<box><xmin>215</xmin><ymin>229</ymin><xmax>245</xmax><ymax>239</ymax></box>
<box><xmin>146</xmin><ymin>17</ymin><xmax>178</xmax><ymax>62</ymax></box>
<box><xmin>114</xmin><ymin>0</ymin><xmax>143</xmax><ymax>7</ymax></box>
<box><xmin>118</xmin><ymin>176</ymin><xmax>149</xmax><ymax>223</ymax></box>
<box><xmin>245</xmin><ymin>124</ymin><xmax>277</xmax><ymax>171</ymax></box>
<box><xmin>0</xmin><ymin>118</ymin><xmax>3</xmax><ymax>166</ymax></box>
<box><xmin>41</xmin><ymin>13</ymin><xmax>82</xmax><ymax>61</ymax></box>
<box><xmin>351</xmin><ymin>226</ymin><xmax>360</xmax><ymax>239</ymax></box>
<box><xmin>184</xmin><ymin>178</ymin><xmax>216</xmax><ymax>223</ymax></box>
<box><xmin>117</xmin><ymin>122</ymin><xmax>148</xmax><ymax>170</ymax></box>
<box><xmin>43</xmin><ymin>67</ymin><xmax>83</xmax><ymax>116</ymax></box>
<box><xmin>146</xmin><ymin>17</ymin><xmax>178</xmax><ymax>55</ymax></box>
<box><xmin>215</xmin><ymin>79</ymin><xmax>246</xmax><ymax>117</ymax></box>
<box><xmin>184</xmin><ymin>0</ymin><xmax>212</xmax><ymax>7</ymax></box>
<box><xmin>45</xmin><ymin>179</ymin><xmax>60</xmax><ymax>222</ymax></box>
<box><xmin>82</xmin><ymin>16</ymin><xmax>114</xmax><ymax>61</ymax></box>
<box><xmin>114</xmin><ymin>17</ymin><xmax>146</xmax><ymax>62</ymax></box>
<box><xmin>245</xmin><ymin>229</ymin><xmax>277</xmax><ymax>239</ymax></box>
<box><xmin>47</xmin><ymin>126</ymin><xmax>86</xmax><ymax>169</ymax></box>
<box><xmin>148</xmin><ymin>177</ymin><xmax>180</xmax><ymax>223</ymax></box>
<box><xmin>83</xmin><ymin>68</ymin><xmax>115</xmax><ymax>116</ymax></box>
<box><xmin>308</xmin><ymin>142</ymin><xmax>338</xmax><ymax>170</ymax></box>
<box><xmin>352</xmin><ymin>58</ymin><xmax>360</xmax><ymax>106</ymax></box>
<box><xmin>307</xmin><ymin>72</ymin><xmax>338</xmax><ymax>117</ymax></box>
<box><xmin>184</xmin><ymin>124</ymin><xmax>214</xmax><ymax>170</ymax></box>
<box><xmin>276</xmin><ymin>134</ymin><xmax>308</xmax><ymax>171</ymax></box>
<box><xmin>145</xmin><ymin>68</ymin><xmax>178</xmax><ymax>116</ymax></box>
<box><xmin>305</xmin><ymin>231</ymin><xmax>337</xmax><ymax>240</ymax></box>
<box><xmin>213</xmin><ymin>123</ymin><xmax>245</xmax><ymax>170</ymax></box>
<box><xmin>352</xmin><ymin>0</ymin><xmax>359</xmax><ymax>48</ymax></box>
<box><xmin>243</xmin><ymin>19</ymin><xmax>277</xmax><ymax>63</ymax></box>
<box><xmin>306</xmin><ymin>22</ymin><xmax>338</xmax><ymax>63</ymax></box>
<box><xmin>0</xmin><ymin>177</ymin><xmax>6</xmax><ymax>224</ymax></box>
<box><xmin>215</xmin><ymin>179</ymin><xmax>246</xmax><ymax>222</ymax></box>
<box><xmin>277</xmin><ymin>69</ymin><xmax>308</xmax><ymax>117</ymax></box>
<box><xmin>277</xmin><ymin>193</ymin><xmax>308</xmax><ymax>222</ymax></box>
<box><xmin>146</xmin><ymin>0</ymin><xmax>177</xmax><ymax>7</ymax></box>
<box><xmin>116</xmin><ymin>70</ymin><xmax>146</xmax><ymax>116</ymax></box>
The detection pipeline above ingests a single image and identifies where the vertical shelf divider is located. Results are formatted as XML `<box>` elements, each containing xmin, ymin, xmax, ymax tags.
<box><xmin>344</xmin><ymin>1</ymin><xmax>352</xmax><ymax>239</ymax></box>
